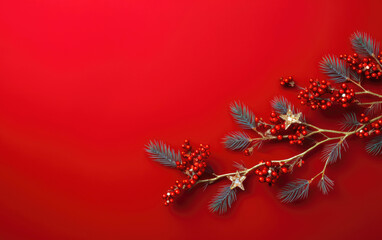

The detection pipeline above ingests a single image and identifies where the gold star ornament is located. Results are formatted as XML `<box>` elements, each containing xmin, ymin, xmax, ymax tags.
<box><xmin>279</xmin><ymin>109</ymin><xmax>302</xmax><ymax>130</ymax></box>
<box><xmin>227</xmin><ymin>171</ymin><xmax>246</xmax><ymax>191</ymax></box>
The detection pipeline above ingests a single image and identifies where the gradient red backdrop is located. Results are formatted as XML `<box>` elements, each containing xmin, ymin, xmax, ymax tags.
<box><xmin>1</xmin><ymin>1</ymin><xmax>382</xmax><ymax>239</ymax></box>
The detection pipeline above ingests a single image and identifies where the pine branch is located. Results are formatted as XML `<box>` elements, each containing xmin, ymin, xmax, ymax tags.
<box><xmin>339</xmin><ymin>112</ymin><xmax>361</xmax><ymax>131</ymax></box>
<box><xmin>320</xmin><ymin>55</ymin><xmax>350</xmax><ymax>83</ymax></box>
<box><xmin>252</xmin><ymin>138</ymin><xmax>264</xmax><ymax>149</ymax></box>
<box><xmin>321</xmin><ymin>139</ymin><xmax>349</xmax><ymax>164</ymax></box>
<box><xmin>209</xmin><ymin>184</ymin><xmax>237</xmax><ymax>214</ymax></box>
<box><xmin>223</xmin><ymin>131</ymin><xmax>252</xmax><ymax>151</ymax></box>
<box><xmin>350</xmin><ymin>70</ymin><xmax>362</xmax><ymax>82</ymax></box>
<box><xmin>366</xmin><ymin>102</ymin><xmax>382</xmax><ymax>117</ymax></box>
<box><xmin>317</xmin><ymin>174</ymin><xmax>334</xmax><ymax>195</ymax></box>
<box><xmin>202</xmin><ymin>182</ymin><xmax>210</xmax><ymax>191</ymax></box>
<box><xmin>271</xmin><ymin>96</ymin><xmax>295</xmax><ymax>114</ymax></box>
<box><xmin>145</xmin><ymin>140</ymin><xmax>181</xmax><ymax>167</ymax></box>
<box><xmin>351</xmin><ymin>31</ymin><xmax>380</xmax><ymax>57</ymax></box>
<box><xmin>233</xmin><ymin>161</ymin><xmax>246</xmax><ymax>171</ymax></box>
<box><xmin>366</xmin><ymin>135</ymin><xmax>382</xmax><ymax>156</ymax></box>
<box><xmin>271</xmin><ymin>96</ymin><xmax>304</xmax><ymax>121</ymax></box>
<box><xmin>230</xmin><ymin>101</ymin><xmax>256</xmax><ymax>130</ymax></box>
<box><xmin>278</xmin><ymin>179</ymin><xmax>310</xmax><ymax>203</ymax></box>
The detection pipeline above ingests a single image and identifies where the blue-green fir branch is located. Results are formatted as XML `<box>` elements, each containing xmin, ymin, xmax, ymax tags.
<box><xmin>366</xmin><ymin>135</ymin><xmax>382</xmax><ymax>156</ymax></box>
<box><xmin>339</xmin><ymin>112</ymin><xmax>361</xmax><ymax>131</ymax></box>
<box><xmin>278</xmin><ymin>179</ymin><xmax>310</xmax><ymax>203</ymax></box>
<box><xmin>366</xmin><ymin>102</ymin><xmax>382</xmax><ymax>117</ymax></box>
<box><xmin>317</xmin><ymin>175</ymin><xmax>334</xmax><ymax>195</ymax></box>
<box><xmin>252</xmin><ymin>138</ymin><xmax>264</xmax><ymax>149</ymax></box>
<box><xmin>351</xmin><ymin>31</ymin><xmax>380</xmax><ymax>57</ymax></box>
<box><xmin>233</xmin><ymin>161</ymin><xmax>247</xmax><ymax>171</ymax></box>
<box><xmin>202</xmin><ymin>182</ymin><xmax>210</xmax><ymax>191</ymax></box>
<box><xmin>145</xmin><ymin>140</ymin><xmax>181</xmax><ymax>167</ymax></box>
<box><xmin>223</xmin><ymin>131</ymin><xmax>252</xmax><ymax>151</ymax></box>
<box><xmin>272</xmin><ymin>96</ymin><xmax>294</xmax><ymax>114</ymax></box>
<box><xmin>350</xmin><ymin>70</ymin><xmax>362</xmax><ymax>82</ymax></box>
<box><xmin>230</xmin><ymin>101</ymin><xmax>256</xmax><ymax>130</ymax></box>
<box><xmin>320</xmin><ymin>55</ymin><xmax>351</xmax><ymax>83</ymax></box>
<box><xmin>321</xmin><ymin>139</ymin><xmax>349</xmax><ymax>165</ymax></box>
<box><xmin>271</xmin><ymin>96</ymin><xmax>304</xmax><ymax>121</ymax></box>
<box><xmin>209</xmin><ymin>184</ymin><xmax>237</xmax><ymax>214</ymax></box>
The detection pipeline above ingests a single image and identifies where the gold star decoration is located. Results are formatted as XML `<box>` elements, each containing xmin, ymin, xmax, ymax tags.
<box><xmin>227</xmin><ymin>171</ymin><xmax>246</xmax><ymax>191</ymax></box>
<box><xmin>279</xmin><ymin>109</ymin><xmax>302</xmax><ymax>130</ymax></box>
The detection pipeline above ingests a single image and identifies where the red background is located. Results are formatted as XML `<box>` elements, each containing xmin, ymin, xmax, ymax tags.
<box><xmin>0</xmin><ymin>1</ymin><xmax>382</xmax><ymax>239</ymax></box>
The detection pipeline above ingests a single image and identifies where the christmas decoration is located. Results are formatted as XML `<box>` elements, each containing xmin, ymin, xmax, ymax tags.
<box><xmin>146</xmin><ymin>140</ymin><xmax>210</xmax><ymax>206</ymax></box>
<box><xmin>227</xmin><ymin>171</ymin><xmax>246</xmax><ymax>190</ymax></box>
<box><xmin>145</xmin><ymin>32</ymin><xmax>382</xmax><ymax>214</ymax></box>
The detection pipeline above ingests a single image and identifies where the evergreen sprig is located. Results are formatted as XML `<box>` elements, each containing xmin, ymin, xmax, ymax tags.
<box><xmin>233</xmin><ymin>161</ymin><xmax>246</xmax><ymax>171</ymax></box>
<box><xmin>271</xmin><ymin>96</ymin><xmax>295</xmax><ymax>115</ymax></box>
<box><xmin>366</xmin><ymin>102</ymin><xmax>382</xmax><ymax>117</ymax></box>
<box><xmin>317</xmin><ymin>175</ymin><xmax>334</xmax><ymax>195</ymax></box>
<box><xmin>145</xmin><ymin>140</ymin><xmax>181</xmax><ymax>168</ymax></box>
<box><xmin>278</xmin><ymin>179</ymin><xmax>310</xmax><ymax>203</ymax></box>
<box><xmin>350</xmin><ymin>70</ymin><xmax>362</xmax><ymax>82</ymax></box>
<box><xmin>322</xmin><ymin>139</ymin><xmax>349</xmax><ymax>164</ymax></box>
<box><xmin>223</xmin><ymin>131</ymin><xmax>252</xmax><ymax>151</ymax></box>
<box><xmin>366</xmin><ymin>135</ymin><xmax>382</xmax><ymax>155</ymax></box>
<box><xmin>351</xmin><ymin>32</ymin><xmax>380</xmax><ymax>57</ymax></box>
<box><xmin>209</xmin><ymin>184</ymin><xmax>237</xmax><ymax>214</ymax></box>
<box><xmin>339</xmin><ymin>112</ymin><xmax>361</xmax><ymax>131</ymax></box>
<box><xmin>320</xmin><ymin>55</ymin><xmax>350</xmax><ymax>83</ymax></box>
<box><xmin>271</xmin><ymin>96</ymin><xmax>304</xmax><ymax>121</ymax></box>
<box><xmin>230</xmin><ymin>101</ymin><xmax>256</xmax><ymax>130</ymax></box>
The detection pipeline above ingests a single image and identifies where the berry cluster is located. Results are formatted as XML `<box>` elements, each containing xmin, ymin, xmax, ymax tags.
<box><xmin>298</xmin><ymin>79</ymin><xmax>334</xmax><ymax>110</ymax></box>
<box><xmin>254</xmin><ymin>161</ymin><xmax>291</xmax><ymax>185</ymax></box>
<box><xmin>356</xmin><ymin>114</ymin><xmax>382</xmax><ymax>138</ymax></box>
<box><xmin>280</xmin><ymin>76</ymin><xmax>295</xmax><ymax>87</ymax></box>
<box><xmin>162</xmin><ymin>140</ymin><xmax>209</xmax><ymax>206</ymax></box>
<box><xmin>332</xmin><ymin>83</ymin><xmax>356</xmax><ymax>108</ymax></box>
<box><xmin>287</xmin><ymin>125</ymin><xmax>307</xmax><ymax>145</ymax></box>
<box><xmin>269</xmin><ymin>111</ymin><xmax>286</xmax><ymax>141</ymax></box>
<box><xmin>243</xmin><ymin>111</ymin><xmax>308</xmax><ymax>156</ymax></box>
<box><xmin>297</xmin><ymin>79</ymin><xmax>356</xmax><ymax>109</ymax></box>
<box><xmin>340</xmin><ymin>53</ymin><xmax>382</xmax><ymax>80</ymax></box>
<box><xmin>268</xmin><ymin>111</ymin><xmax>307</xmax><ymax>145</ymax></box>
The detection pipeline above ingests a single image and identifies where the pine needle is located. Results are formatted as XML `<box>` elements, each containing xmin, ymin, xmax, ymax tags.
<box><xmin>351</xmin><ymin>31</ymin><xmax>380</xmax><ymax>57</ymax></box>
<box><xmin>209</xmin><ymin>184</ymin><xmax>237</xmax><ymax>214</ymax></box>
<box><xmin>320</xmin><ymin>55</ymin><xmax>350</xmax><ymax>83</ymax></box>
<box><xmin>317</xmin><ymin>175</ymin><xmax>334</xmax><ymax>195</ymax></box>
<box><xmin>339</xmin><ymin>112</ymin><xmax>361</xmax><ymax>131</ymax></box>
<box><xmin>145</xmin><ymin>140</ymin><xmax>181</xmax><ymax>167</ymax></box>
<box><xmin>230</xmin><ymin>101</ymin><xmax>256</xmax><ymax>130</ymax></box>
<box><xmin>278</xmin><ymin>179</ymin><xmax>310</xmax><ymax>203</ymax></box>
<box><xmin>271</xmin><ymin>96</ymin><xmax>304</xmax><ymax>121</ymax></box>
<box><xmin>271</xmin><ymin>96</ymin><xmax>294</xmax><ymax>114</ymax></box>
<box><xmin>366</xmin><ymin>135</ymin><xmax>382</xmax><ymax>155</ymax></box>
<box><xmin>223</xmin><ymin>131</ymin><xmax>252</xmax><ymax>151</ymax></box>
<box><xmin>233</xmin><ymin>161</ymin><xmax>246</xmax><ymax>171</ymax></box>
<box><xmin>366</xmin><ymin>102</ymin><xmax>382</xmax><ymax>117</ymax></box>
<box><xmin>321</xmin><ymin>139</ymin><xmax>349</xmax><ymax>165</ymax></box>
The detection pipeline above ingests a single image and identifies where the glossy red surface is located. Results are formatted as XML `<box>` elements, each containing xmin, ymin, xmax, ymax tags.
<box><xmin>1</xmin><ymin>1</ymin><xmax>382</xmax><ymax>239</ymax></box>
